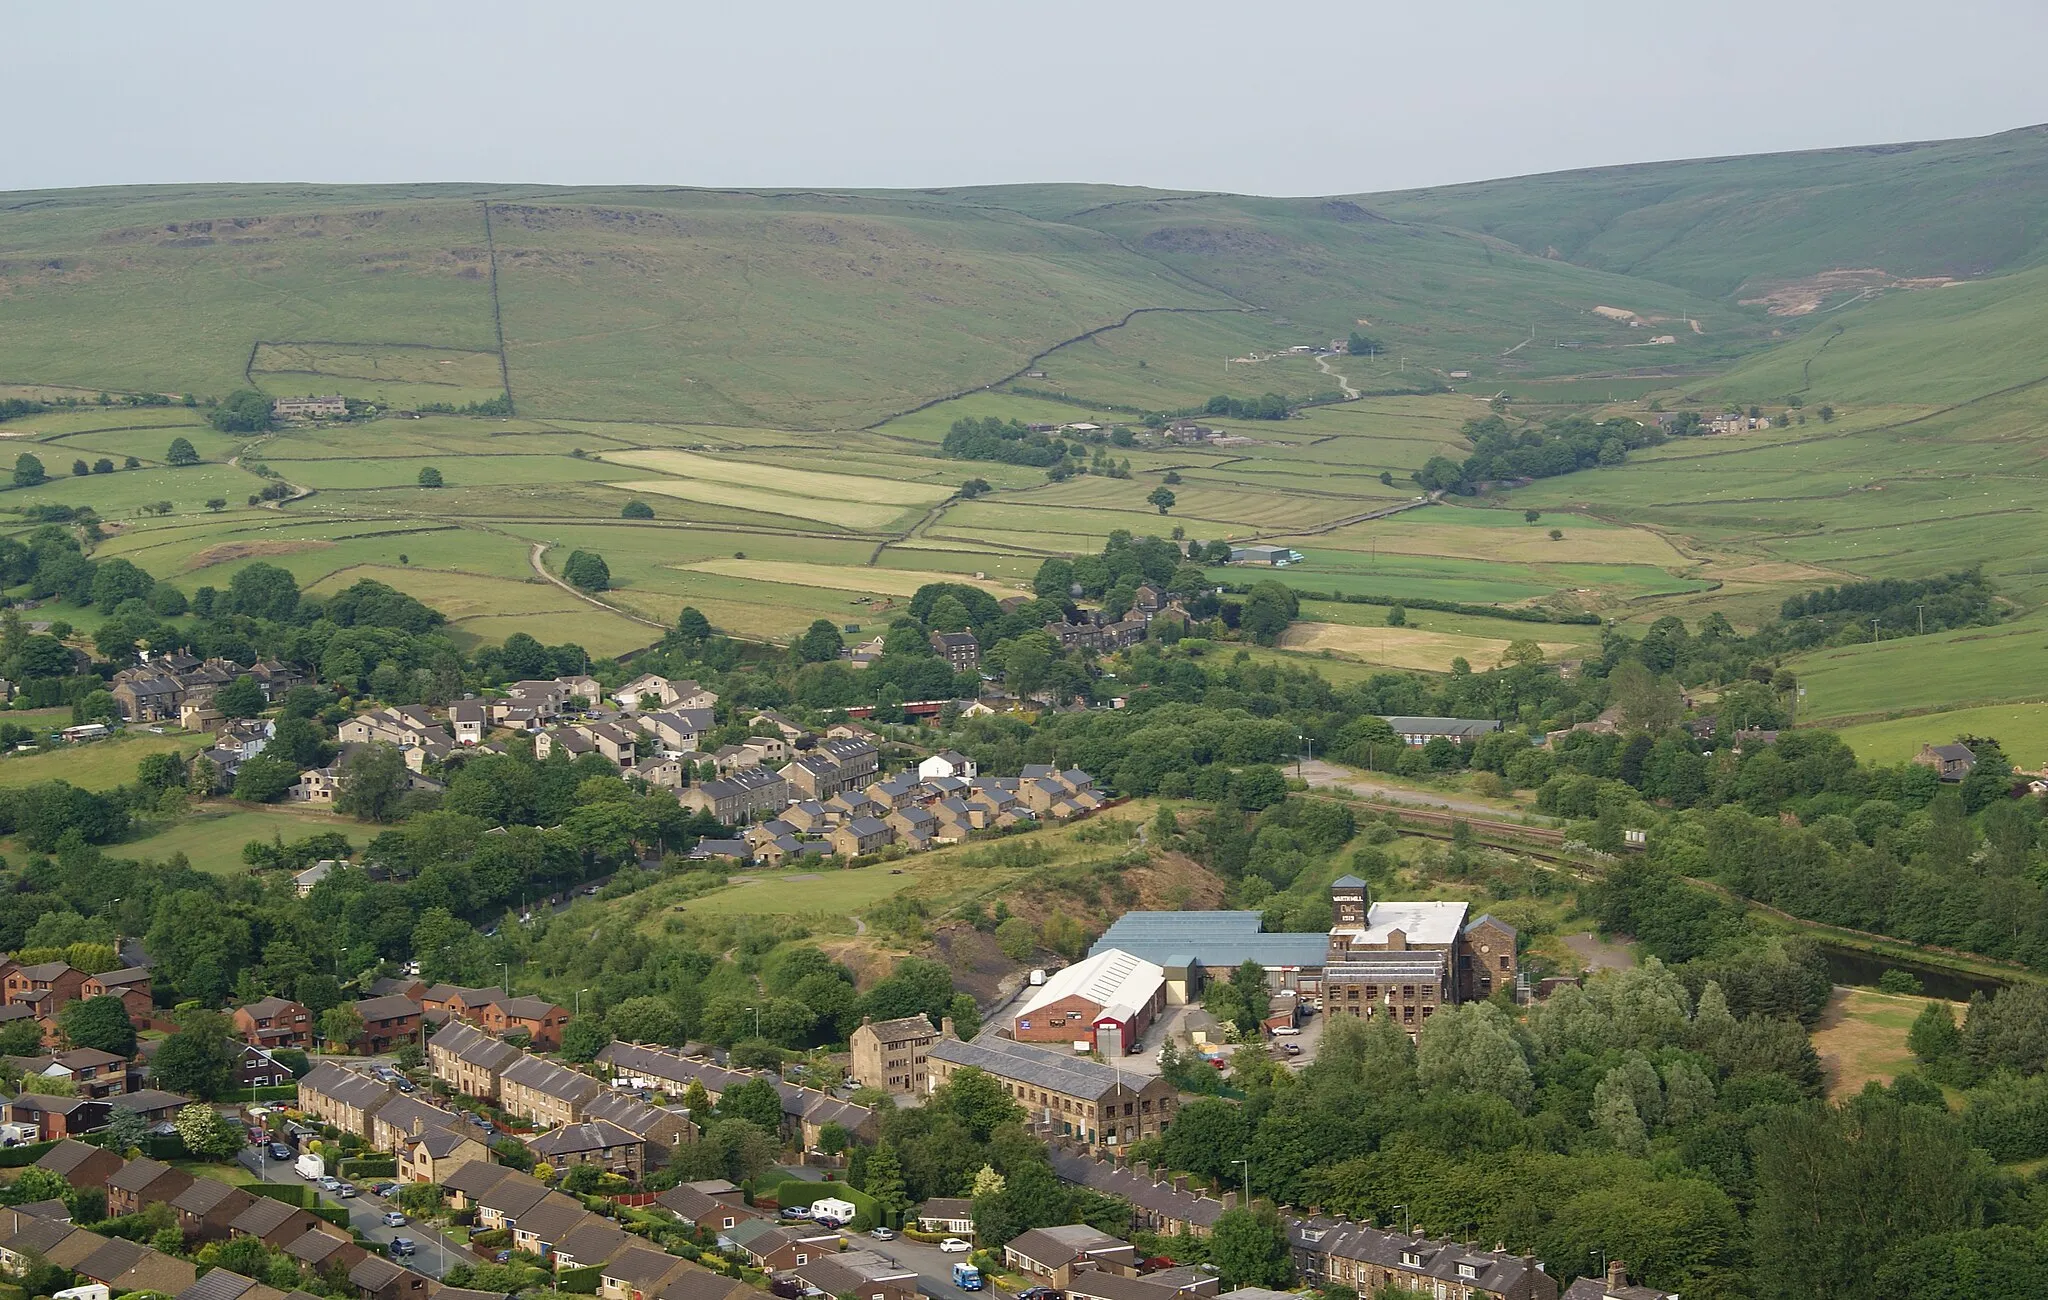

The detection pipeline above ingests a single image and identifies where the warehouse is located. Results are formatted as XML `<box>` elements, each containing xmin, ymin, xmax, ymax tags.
<box><xmin>1087</xmin><ymin>912</ymin><xmax>1329</xmax><ymax>998</ymax></box>
<box><xmin>1013</xmin><ymin>948</ymin><xmax>1165</xmax><ymax>1055</ymax></box>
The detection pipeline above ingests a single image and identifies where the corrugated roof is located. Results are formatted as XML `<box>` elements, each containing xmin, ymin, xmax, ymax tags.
<box><xmin>1090</xmin><ymin>911</ymin><xmax>1329</xmax><ymax>970</ymax></box>
<box><xmin>1018</xmin><ymin>948</ymin><xmax>1163</xmax><ymax>1021</ymax></box>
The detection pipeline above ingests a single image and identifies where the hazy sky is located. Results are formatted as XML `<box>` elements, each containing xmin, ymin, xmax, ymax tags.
<box><xmin>11</xmin><ymin>0</ymin><xmax>2046</xmax><ymax>196</ymax></box>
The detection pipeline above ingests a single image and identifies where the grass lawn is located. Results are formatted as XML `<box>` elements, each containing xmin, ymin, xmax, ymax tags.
<box><xmin>1809</xmin><ymin>986</ymin><xmax>1950</xmax><ymax>1100</ymax></box>
<box><xmin>0</xmin><ymin>731</ymin><xmax>202</xmax><ymax>790</ymax></box>
<box><xmin>115</xmin><ymin>805</ymin><xmax>370</xmax><ymax>875</ymax></box>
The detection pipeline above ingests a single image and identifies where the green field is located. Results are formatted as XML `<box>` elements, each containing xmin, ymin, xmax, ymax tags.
<box><xmin>1829</xmin><ymin>702</ymin><xmax>2048</xmax><ymax>771</ymax></box>
<box><xmin>1788</xmin><ymin>610</ymin><xmax>2048</xmax><ymax>722</ymax></box>
<box><xmin>116</xmin><ymin>805</ymin><xmax>367</xmax><ymax>875</ymax></box>
<box><xmin>0</xmin><ymin>127</ymin><xmax>2044</xmax><ymax>678</ymax></box>
<box><xmin>0</xmin><ymin>731</ymin><xmax>202</xmax><ymax>790</ymax></box>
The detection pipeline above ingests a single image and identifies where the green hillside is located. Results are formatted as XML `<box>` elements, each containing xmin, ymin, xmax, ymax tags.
<box><xmin>1363</xmin><ymin>124</ymin><xmax>2048</xmax><ymax>299</ymax></box>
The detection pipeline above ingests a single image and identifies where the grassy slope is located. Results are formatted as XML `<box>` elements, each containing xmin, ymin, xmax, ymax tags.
<box><xmin>1362</xmin><ymin>124</ymin><xmax>2048</xmax><ymax>297</ymax></box>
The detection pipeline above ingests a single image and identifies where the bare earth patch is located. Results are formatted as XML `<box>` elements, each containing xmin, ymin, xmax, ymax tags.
<box><xmin>1563</xmin><ymin>932</ymin><xmax>1637</xmax><ymax>973</ymax></box>
<box><xmin>186</xmin><ymin>538</ymin><xmax>335</xmax><ymax>568</ymax></box>
<box><xmin>1738</xmin><ymin>268</ymin><xmax>1958</xmax><ymax>316</ymax></box>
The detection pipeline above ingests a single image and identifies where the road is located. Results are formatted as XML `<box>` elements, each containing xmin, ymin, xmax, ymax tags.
<box><xmin>237</xmin><ymin>1149</ymin><xmax>476</xmax><ymax>1278</ymax></box>
<box><xmin>877</xmin><ymin>1233</ymin><xmax>1003</xmax><ymax>1300</ymax></box>
<box><xmin>1298</xmin><ymin>757</ymin><xmax>1539</xmax><ymax>819</ymax></box>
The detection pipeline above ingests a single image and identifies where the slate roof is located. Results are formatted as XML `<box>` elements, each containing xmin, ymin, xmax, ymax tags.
<box><xmin>1005</xmin><ymin>1223</ymin><xmax>1130</xmax><ymax>1269</ymax></box>
<box><xmin>1291</xmin><ymin>1219</ymin><xmax>1548</xmax><ymax>1299</ymax></box>
<box><xmin>1048</xmin><ymin>1147</ymin><xmax>1226</xmax><ymax>1229</ymax></box>
<box><xmin>930</xmin><ymin>1036</ymin><xmax>1145</xmax><ymax>1101</ymax></box>
<box><xmin>34</xmin><ymin>1138</ymin><xmax>112</xmax><ymax>1178</ymax></box>
<box><xmin>501</xmin><ymin>1053</ymin><xmax>600</xmax><ymax>1104</ymax></box>
<box><xmin>527</xmin><ymin>1118</ymin><xmax>639</xmax><ymax>1156</ymax></box>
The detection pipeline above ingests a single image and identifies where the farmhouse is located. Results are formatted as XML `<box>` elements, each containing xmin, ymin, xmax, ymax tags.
<box><xmin>1913</xmin><ymin>742</ymin><xmax>1978</xmax><ymax>781</ymax></box>
<box><xmin>1013</xmin><ymin>948</ymin><xmax>1165</xmax><ymax>1054</ymax></box>
<box><xmin>929</xmin><ymin>631</ymin><xmax>980</xmax><ymax>672</ymax></box>
<box><xmin>272</xmin><ymin>396</ymin><xmax>348</xmax><ymax>419</ymax></box>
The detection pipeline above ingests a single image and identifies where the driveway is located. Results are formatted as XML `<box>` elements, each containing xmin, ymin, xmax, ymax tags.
<box><xmin>237</xmin><ymin>1149</ymin><xmax>475</xmax><ymax>1278</ymax></box>
<box><xmin>878</xmin><ymin>1233</ymin><xmax>1005</xmax><ymax>1300</ymax></box>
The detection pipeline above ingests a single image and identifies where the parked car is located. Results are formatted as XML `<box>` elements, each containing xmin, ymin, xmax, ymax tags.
<box><xmin>868</xmin><ymin>1227</ymin><xmax>896</xmax><ymax>1241</ymax></box>
<box><xmin>779</xmin><ymin>1206</ymin><xmax>813</xmax><ymax>1221</ymax></box>
<box><xmin>318</xmin><ymin>1176</ymin><xmax>341</xmax><ymax>1191</ymax></box>
<box><xmin>337</xmin><ymin>1183</ymin><xmax>357</xmax><ymax>1198</ymax></box>
<box><xmin>267</xmin><ymin>1143</ymin><xmax>292</xmax><ymax>1161</ymax></box>
<box><xmin>382</xmin><ymin>1211</ymin><xmax>407</xmax><ymax>1227</ymax></box>
<box><xmin>814</xmin><ymin>1217</ymin><xmax>844</xmax><ymax>1230</ymax></box>
<box><xmin>389</xmin><ymin>1239</ymin><xmax>416</xmax><ymax>1258</ymax></box>
<box><xmin>370</xmin><ymin>1182</ymin><xmax>399</xmax><ymax>1198</ymax></box>
<box><xmin>1017</xmin><ymin>1288</ymin><xmax>1061</xmax><ymax>1300</ymax></box>
<box><xmin>1283</xmin><ymin>1043</ymin><xmax>1303</xmax><ymax>1056</ymax></box>
<box><xmin>939</xmin><ymin>1238</ymin><xmax>972</xmax><ymax>1253</ymax></box>
<box><xmin>768</xmin><ymin>1281</ymin><xmax>804</xmax><ymax>1299</ymax></box>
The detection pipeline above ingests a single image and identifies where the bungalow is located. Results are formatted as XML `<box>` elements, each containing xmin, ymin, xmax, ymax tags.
<box><xmin>721</xmin><ymin>1218</ymin><xmax>837</xmax><ymax>1273</ymax></box>
<box><xmin>914</xmin><ymin>1198</ymin><xmax>975</xmax><ymax>1238</ymax></box>
<box><xmin>1381</xmin><ymin>716</ymin><xmax>1503</xmax><ymax>747</ymax></box>
<box><xmin>0</xmin><ymin>1215</ymin><xmax>80</xmax><ymax>1275</ymax></box>
<box><xmin>1003</xmin><ymin>1224</ymin><xmax>1138</xmax><ymax>1287</ymax></box>
<box><xmin>793</xmin><ymin>1251</ymin><xmax>920</xmax><ymax>1300</ymax></box>
<box><xmin>655</xmin><ymin>1182</ymin><xmax>764</xmax><ymax>1237</ymax></box>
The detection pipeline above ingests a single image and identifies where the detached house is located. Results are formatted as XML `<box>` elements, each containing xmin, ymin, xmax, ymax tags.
<box><xmin>80</xmin><ymin>968</ymin><xmax>152</xmax><ymax>1020</ymax></box>
<box><xmin>234</xmin><ymin>996</ymin><xmax>314</xmax><ymax>1051</ymax></box>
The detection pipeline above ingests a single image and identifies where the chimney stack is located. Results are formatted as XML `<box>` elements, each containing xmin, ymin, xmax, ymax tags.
<box><xmin>1607</xmin><ymin>1260</ymin><xmax>1628</xmax><ymax>1289</ymax></box>
<box><xmin>941</xmin><ymin>1016</ymin><xmax>956</xmax><ymax>1039</ymax></box>
<box><xmin>1222</xmin><ymin>1192</ymin><xmax>1238</xmax><ymax>1210</ymax></box>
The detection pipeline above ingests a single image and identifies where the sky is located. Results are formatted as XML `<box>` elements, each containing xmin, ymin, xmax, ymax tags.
<box><xmin>10</xmin><ymin>0</ymin><xmax>2048</xmax><ymax>197</ymax></box>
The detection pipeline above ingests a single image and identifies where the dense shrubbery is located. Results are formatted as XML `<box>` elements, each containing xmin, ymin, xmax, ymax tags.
<box><xmin>941</xmin><ymin>416</ymin><xmax>1070</xmax><ymax>467</ymax></box>
<box><xmin>1416</xmin><ymin>414</ymin><xmax>1662</xmax><ymax>493</ymax></box>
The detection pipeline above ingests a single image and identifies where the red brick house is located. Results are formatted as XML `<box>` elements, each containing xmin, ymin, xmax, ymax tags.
<box><xmin>79</xmin><ymin>968</ymin><xmax>152</xmax><ymax>1021</ymax></box>
<box><xmin>349</xmin><ymin>994</ymin><xmax>423</xmax><ymax>1055</ymax></box>
<box><xmin>233</xmin><ymin>996</ymin><xmax>314</xmax><ymax>1051</ymax></box>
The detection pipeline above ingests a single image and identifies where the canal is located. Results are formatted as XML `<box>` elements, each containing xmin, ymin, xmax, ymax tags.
<box><xmin>1819</xmin><ymin>942</ymin><xmax>2012</xmax><ymax>1001</ymax></box>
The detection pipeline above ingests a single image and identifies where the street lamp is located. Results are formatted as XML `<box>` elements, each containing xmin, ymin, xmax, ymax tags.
<box><xmin>575</xmin><ymin>988</ymin><xmax>588</xmax><ymax>1016</ymax></box>
<box><xmin>745</xmin><ymin>1006</ymin><xmax>761</xmax><ymax>1039</ymax></box>
<box><xmin>1231</xmin><ymin>1158</ymin><xmax>1250</xmax><ymax>1206</ymax></box>
<box><xmin>500</xmin><ymin>963</ymin><xmax>510</xmax><ymax>995</ymax></box>
<box><xmin>1392</xmin><ymin>1203</ymin><xmax>1410</xmax><ymax>1236</ymax></box>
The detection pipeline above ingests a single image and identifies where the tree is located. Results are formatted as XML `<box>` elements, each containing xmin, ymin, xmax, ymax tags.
<box><xmin>1210</xmin><ymin>1205</ymin><xmax>1293</xmax><ymax>1288</ymax></box>
<box><xmin>562</xmin><ymin>550</ymin><xmax>611</xmax><ymax>591</ymax></box>
<box><xmin>1228</xmin><ymin>960</ymin><xmax>1270</xmax><ymax>1037</ymax></box>
<box><xmin>793</xmin><ymin>619</ymin><xmax>844</xmax><ymax>664</ymax></box>
<box><xmin>1386</xmin><ymin>604</ymin><xmax>1406</xmax><ymax>627</ymax></box>
<box><xmin>175</xmin><ymin>1103</ymin><xmax>242</xmax><ymax>1158</ymax></box>
<box><xmin>559</xmin><ymin>1017</ymin><xmax>612</xmax><ymax>1063</ymax></box>
<box><xmin>215</xmin><ymin>675</ymin><xmax>266</xmax><ymax>719</ymax></box>
<box><xmin>673</xmin><ymin>606</ymin><xmax>712</xmax><ymax>642</ymax></box>
<box><xmin>233</xmin><ymin>753</ymin><xmax>300</xmax><ymax>803</ymax></box>
<box><xmin>417</xmin><ymin>467</ymin><xmax>444</xmax><ymax>488</ymax></box>
<box><xmin>717</xmin><ymin>1077</ymin><xmax>785</xmax><ymax>1132</ymax></box>
<box><xmin>205</xmin><ymin>497</ymin><xmax>227</xmax><ymax>512</ymax></box>
<box><xmin>102</xmin><ymin>1106</ymin><xmax>148</xmax><ymax>1152</ymax></box>
<box><xmin>319</xmin><ymin>1005</ymin><xmax>366</xmax><ymax>1052</ymax></box>
<box><xmin>1548</xmin><ymin>528</ymin><xmax>1565</xmax><ymax>541</ymax></box>
<box><xmin>1524</xmin><ymin>509</ymin><xmax>1541</xmax><ymax>523</ymax></box>
<box><xmin>207</xmin><ymin>391</ymin><xmax>272</xmax><ymax>434</ymax></box>
<box><xmin>58</xmin><ymin>995</ymin><xmax>136</xmax><ymax>1057</ymax></box>
<box><xmin>336</xmin><ymin>743</ymin><xmax>409</xmax><ymax>823</ymax></box>
<box><xmin>1147</xmin><ymin>486</ymin><xmax>1177</xmax><ymax>514</ymax></box>
<box><xmin>166</xmin><ymin>437</ymin><xmax>201</xmax><ymax>466</ymax></box>
<box><xmin>92</xmin><ymin>458</ymin><xmax>113</xmax><ymax>475</ymax></box>
<box><xmin>1240</xmin><ymin>580</ymin><xmax>1299</xmax><ymax>646</ymax></box>
<box><xmin>152</xmin><ymin>1014</ymin><xmax>238</xmax><ymax>1099</ymax></box>
<box><xmin>70</xmin><ymin>459</ymin><xmax>89</xmax><ymax>477</ymax></box>
<box><xmin>12</xmin><ymin>453</ymin><xmax>46</xmax><ymax>487</ymax></box>
<box><xmin>621</xmin><ymin>499</ymin><xmax>654</xmax><ymax>519</ymax></box>
<box><xmin>863</xmin><ymin>1142</ymin><xmax>910</xmax><ymax>1220</ymax></box>
<box><xmin>607</xmin><ymin>996</ymin><xmax>684</xmax><ymax>1047</ymax></box>
<box><xmin>1818</xmin><ymin>404</ymin><xmax>1836</xmax><ymax>422</ymax></box>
